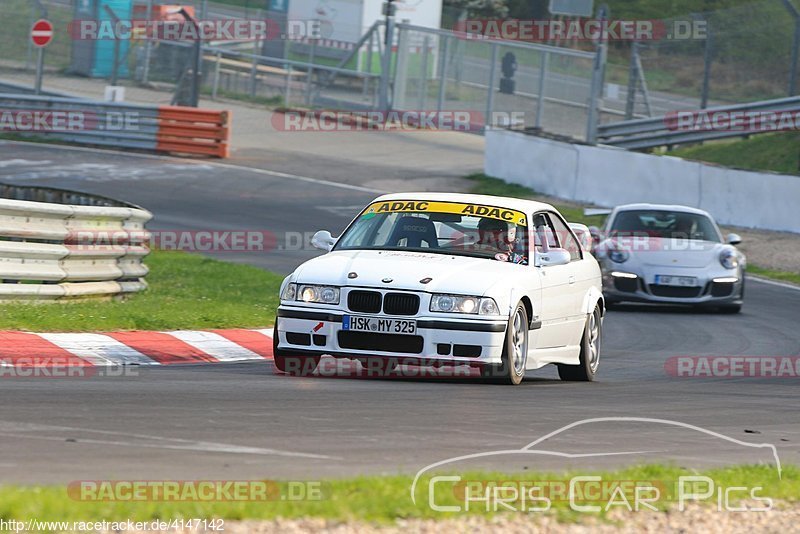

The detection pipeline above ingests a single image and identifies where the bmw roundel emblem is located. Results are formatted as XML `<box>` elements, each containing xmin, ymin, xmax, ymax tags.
<box><xmin>382</xmin><ymin>277</ymin><xmax>393</xmax><ymax>283</ymax></box>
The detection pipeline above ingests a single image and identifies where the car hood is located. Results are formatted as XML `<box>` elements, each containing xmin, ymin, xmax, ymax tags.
<box><xmin>606</xmin><ymin>237</ymin><xmax>725</xmax><ymax>268</ymax></box>
<box><xmin>293</xmin><ymin>249</ymin><xmax>520</xmax><ymax>295</ymax></box>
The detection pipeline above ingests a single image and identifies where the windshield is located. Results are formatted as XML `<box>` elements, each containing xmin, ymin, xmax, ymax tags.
<box><xmin>335</xmin><ymin>200</ymin><xmax>530</xmax><ymax>264</ymax></box>
<box><xmin>608</xmin><ymin>209</ymin><xmax>721</xmax><ymax>242</ymax></box>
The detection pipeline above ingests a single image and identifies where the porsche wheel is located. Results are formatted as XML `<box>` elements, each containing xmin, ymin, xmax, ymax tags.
<box><xmin>558</xmin><ymin>304</ymin><xmax>601</xmax><ymax>382</ymax></box>
<box><xmin>482</xmin><ymin>302</ymin><xmax>528</xmax><ymax>385</ymax></box>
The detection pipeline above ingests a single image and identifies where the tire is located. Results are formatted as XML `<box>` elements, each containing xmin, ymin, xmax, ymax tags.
<box><xmin>272</xmin><ymin>318</ymin><xmax>320</xmax><ymax>376</ymax></box>
<box><xmin>481</xmin><ymin>302</ymin><xmax>528</xmax><ymax>385</ymax></box>
<box><xmin>558</xmin><ymin>305</ymin><xmax>601</xmax><ymax>382</ymax></box>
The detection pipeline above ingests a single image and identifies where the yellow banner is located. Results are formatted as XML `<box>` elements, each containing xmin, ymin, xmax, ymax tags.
<box><xmin>363</xmin><ymin>200</ymin><xmax>527</xmax><ymax>226</ymax></box>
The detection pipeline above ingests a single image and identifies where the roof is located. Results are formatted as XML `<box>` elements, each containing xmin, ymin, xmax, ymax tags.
<box><xmin>372</xmin><ymin>192</ymin><xmax>555</xmax><ymax>215</ymax></box>
<box><xmin>613</xmin><ymin>203</ymin><xmax>713</xmax><ymax>217</ymax></box>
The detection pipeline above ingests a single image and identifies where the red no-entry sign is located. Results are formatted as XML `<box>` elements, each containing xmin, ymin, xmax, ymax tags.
<box><xmin>31</xmin><ymin>19</ymin><xmax>54</xmax><ymax>48</ymax></box>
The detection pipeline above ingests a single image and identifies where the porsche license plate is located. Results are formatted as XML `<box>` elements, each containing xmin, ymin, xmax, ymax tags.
<box><xmin>655</xmin><ymin>275</ymin><xmax>698</xmax><ymax>287</ymax></box>
<box><xmin>343</xmin><ymin>315</ymin><xmax>417</xmax><ymax>335</ymax></box>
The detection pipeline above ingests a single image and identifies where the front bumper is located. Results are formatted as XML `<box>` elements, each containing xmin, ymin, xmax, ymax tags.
<box><xmin>601</xmin><ymin>268</ymin><xmax>744</xmax><ymax>306</ymax></box>
<box><xmin>275</xmin><ymin>306</ymin><xmax>508</xmax><ymax>364</ymax></box>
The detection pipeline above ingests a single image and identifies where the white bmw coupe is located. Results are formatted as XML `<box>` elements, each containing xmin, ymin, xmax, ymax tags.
<box><xmin>274</xmin><ymin>193</ymin><xmax>605</xmax><ymax>385</ymax></box>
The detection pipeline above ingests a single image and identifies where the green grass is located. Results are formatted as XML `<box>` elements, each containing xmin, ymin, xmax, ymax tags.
<box><xmin>0</xmin><ymin>464</ymin><xmax>794</xmax><ymax>526</ymax></box>
<box><xmin>668</xmin><ymin>132</ymin><xmax>800</xmax><ymax>176</ymax></box>
<box><xmin>0</xmin><ymin>250</ymin><xmax>283</xmax><ymax>332</ymax></box>
<box><xmin>747</xmin><ymin>266</ymin><xmax>800</xmax><ymax>285</ymax></box>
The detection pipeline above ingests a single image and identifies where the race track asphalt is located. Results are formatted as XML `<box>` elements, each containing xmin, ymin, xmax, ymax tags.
<box><xmin>0</xmin><ymin>142</ymin><xmax>797</xmax><ymax>484</ymax></box>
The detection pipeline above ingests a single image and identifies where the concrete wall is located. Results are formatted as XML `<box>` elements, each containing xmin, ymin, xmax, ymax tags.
<box><xmin>485</xmin><ymin>128</ymin><xmax>800</xmax><ymax>233</ymax></box>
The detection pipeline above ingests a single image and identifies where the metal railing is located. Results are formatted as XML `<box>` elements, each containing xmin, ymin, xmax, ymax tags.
<box><xmin>0</xmin><ymin>93</ymin><xmax>230</xmax><ymax>157</ymax></box>
<box><xmin>0</xmin><ymin>184</ymin><xmax>152</xmax><ymax>302</ymax></box>
<box><xmin>597</xmin><ymin>95</ymin><xmax>800</xmax><ymax>149</ymax></box>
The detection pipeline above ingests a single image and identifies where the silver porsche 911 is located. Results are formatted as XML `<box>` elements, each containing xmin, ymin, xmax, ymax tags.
<box><xmin>589</xmin><ymin>203</ymin><xmax>746</xmax><ymax>313</ymax></box>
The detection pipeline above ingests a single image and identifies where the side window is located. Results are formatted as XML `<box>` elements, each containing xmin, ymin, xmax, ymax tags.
<box><xmin>532</xmin><ymin>214</ymin><xmax>557</xmax><ymax>252</ymax></box>
<box><xmin>547</xmin><ymin>213</ymin><xmax>582</xmax><ymax>262</ymax></box>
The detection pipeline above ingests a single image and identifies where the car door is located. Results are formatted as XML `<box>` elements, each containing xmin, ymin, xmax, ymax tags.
<box><xmin>546</xmin><ymin>211</ymin><xmax>592</xmax><ymax>347</ymax></box>
<box><xmin>531</xmin><ymin>212</ymin><xmax>578</xmax><ymax>349</ymax></box>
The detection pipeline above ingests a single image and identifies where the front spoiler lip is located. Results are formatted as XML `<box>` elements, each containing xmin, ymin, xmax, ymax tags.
<box><xmin>603</xmin><ymin>289</ymin><xmax>742</xmax><ymax>306</ymax></box>
<box><xmin>276</xmin><ymin>307</ymin><xmax>508</xmax><ymax>332</ymax></box>
<box><xmin>272</xmin><ymin>348</ymin><xmax>490</xmax><ymax>367</ymax></box>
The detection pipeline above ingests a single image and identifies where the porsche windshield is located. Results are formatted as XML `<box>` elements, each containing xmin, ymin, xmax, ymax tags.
<box><xmin>608</xmin><ymin>210</ymin><xmax>721</xmax><ymax>242</ymax></box>
<box><xmin>335</xmin><ymin>200</ymin><xmax>530</xmax><ymax>264</ymax></box>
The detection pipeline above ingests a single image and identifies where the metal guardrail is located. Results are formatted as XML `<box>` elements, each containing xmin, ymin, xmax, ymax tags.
<box><xmin>0</xmin><ymin>185</ymin><xmax>152</xmax><ymax>302</ymax></box>
<box><xmin>597</xmin><ymin>95</ymin><xmax>800</xmax><ymax>149</ymax></box>
<box><xmin>0</xmin><ymin>93</ymin><xmax>230</xmax><ymax>157</ymax></box>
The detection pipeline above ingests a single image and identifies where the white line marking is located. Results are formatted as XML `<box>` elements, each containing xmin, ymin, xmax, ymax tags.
<box><xmin>253</xmin><ymin>328</ymin><xmax>274</xmax><ymax>338</ymax></box>
<box><xmin>36</xmin><ymin>333</ymin><xmax>158</xmax><ymax>366</ymax></box>
<box><xmin>166</xmin><ymin>331</ymin><xmax>264</xmax><ymax>362</ymax></box>
<box><xmin>748</xmin><ymin>275</ymin><xmax>800</xmax><ymax>292</ymax></box>
<box><xmin>1</xmin><ymin>141</ymin><xmax>386</xmax><ymax>193</ymax></box>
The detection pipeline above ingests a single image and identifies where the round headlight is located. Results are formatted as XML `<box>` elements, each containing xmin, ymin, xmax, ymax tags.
<box><xmin>301</xmin><ymin>287</ymin><xmax>316</xmax><ymax>302</ymax></box>
<box><xmin>460</xmin><ymin>297</ymin><xmax>478</xmax><ymax>314</ymax></box>
<box><xmin>320</xmin><ymin>287</ymin><xmax>337</xmax><ymax>303</ymax></box>
<box><xmin>437</xmin><ymin>296</ymin><xmax>455</xmax><ymax>312</ymax></box>
<box><xmin>609</xmin><ymin>249</ymin><xmax>629</xmax><ymax>263</ymax></box>
<box><xmin>479</xmin><ymin>298</ymin><xmax>500</xmax><ymax>315</ymax></box>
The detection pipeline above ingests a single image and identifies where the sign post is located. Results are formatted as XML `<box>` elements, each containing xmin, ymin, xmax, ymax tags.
<box><xmin>31</xmin><ymin>19</ymin><xmax>53</xmax><ymax>95</ymax></box>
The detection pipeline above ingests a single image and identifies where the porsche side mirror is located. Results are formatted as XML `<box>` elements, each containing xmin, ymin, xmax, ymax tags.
<box><xmin>569</xmin><ymin>223</ymin><xmax>593</xmax><ymax>252</ymax></box>
<box><xmin>536</xmin><ymin>248</ymin><xmax>571</xmax><ymax>267</ymax></box>
<box><xmin>727</xmin><ymin>233</ymin><xmax>742</xmax><ymax>245</ymax></box>
<box><xmin>311</xmin><ymin>230</ymin><xmax>337</xmax><ymax>252</ymax></box>
<box><xmin>588</xmin><ymin>225</ymin><xmax>603</xmax><ymax>247</ymax></box>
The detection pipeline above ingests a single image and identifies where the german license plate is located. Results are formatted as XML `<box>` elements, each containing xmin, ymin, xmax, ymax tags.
<box><xmin>343</xmin><ymin>315</ymin><xmax>417</xmax><ymax>335</ymax></box>
<box><xmin>655</xmin><ymin>275</ymin><xmax>698</xmax><ymax>287</ymax></box>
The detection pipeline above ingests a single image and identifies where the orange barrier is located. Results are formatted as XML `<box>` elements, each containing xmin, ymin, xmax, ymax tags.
<box><xmin>156</xmin><ymin>106</ymin><xmax>230</xmax><ymax>158</ymax></box>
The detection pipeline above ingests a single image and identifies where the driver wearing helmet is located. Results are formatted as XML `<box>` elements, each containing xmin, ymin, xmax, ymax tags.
<box><xmin>470</xmin><ymin>217</ymin><xmax>527</xmax><ymax>264</ymax></box>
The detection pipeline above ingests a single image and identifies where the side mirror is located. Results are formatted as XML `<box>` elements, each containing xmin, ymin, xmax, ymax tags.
<box><xmin>536</xmin><ymin>248</ymin><xmax>571</xmax><ymax>267</ymax></box>
<box><xmin>311</xmin><ymin>230</ymin><xmax>337</xmax><ymax>252</ymax></box>
<box><xmin>727</xmin><ymin>233</ymin><xmax>741</xmax><ymax>245</ymax></box>
<box><xmin>588</xmin><ymin>225</ymin><xmax>603</xmax><ymax>246</ymax></box>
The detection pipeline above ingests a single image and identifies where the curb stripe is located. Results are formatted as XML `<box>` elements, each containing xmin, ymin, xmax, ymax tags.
<box><xmin>165</xmin><ymin>331</ymin><xmax>264</xmax><ymax>362</ymax></box>
<box><xmin>0</xmin><ymin>332</ymin><xmax>92</xmax><ymax>367</ymax></box>
<box><xmin>212</xmin><ymin>329</ymin><xmax>273</xmax><ymax>359</ymax></box>
<box><xmin>106</xmin><ymin>331</ymin><xmax>219</xmax><ymax>364</ymax></box>
<box><xmin>37</xmin><ymin>333</ymin><xmax>159</xmax><ymax>366</ymax></box>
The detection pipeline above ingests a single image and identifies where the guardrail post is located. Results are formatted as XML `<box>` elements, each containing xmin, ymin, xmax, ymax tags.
<box><xmin>586</xmin><ymin>4</ymin><xmax>609</xmax><ymax>144</ymax></box>
<box><xmin>379</xmin><ymin>17</ymin><xmax>395</xmax><ymax>111</ymax></box>
<box><xmin>212</xmin><ymin>51</ymin><xmax>222</xmax><ymax>100</ymax></box>
<box><xmin>285</xmin><ymin>65</ymin><xmax>293</xmax><ymax>106</ymax></box>
<box><xmin>535</xmin><ymin>50</ymin><xmax>549</xmax><ymax>128</ymax></box>
<box><xmin>250</xmin><ymin>40</ymin><xmax>260</xmax><ymax>98</ymax></box>
<box><xmin>485</xmin><ymin>43</ymin><xmax>499</xmax><ymax>130</ymax></box>
<box><xmin>305</xmin><ymin>40</ymin><xmax>317</xmax><ymax>106</ymax></box>
<box><xmin>436</xmin><ymin>35</ymin><xmax>449</xmax><ymax>114</ymax></box>
<box><xmin>625</xmin><ymin>43</ymin><xmax>639</xmax><ymax>120</ymax></box>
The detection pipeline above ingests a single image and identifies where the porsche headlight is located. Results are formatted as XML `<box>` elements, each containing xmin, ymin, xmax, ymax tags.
<box><xmin>608</xmin><ymin>248</ymin><xmax>629</xmax><ymax>263</ymax></box>
<box><xmin>283</xmin><ymin>283</ymin><xmax>340</xmax><ymax>304</ymax></box>
<box><xmin>719</xmin><ymin>250</ymin><xmax>739</xmax><ymax>270</ymax></box>
<box><xmin>430</xmin><ymin>294</ymin><xmax>500</xmax><ymax>315</ymax></box>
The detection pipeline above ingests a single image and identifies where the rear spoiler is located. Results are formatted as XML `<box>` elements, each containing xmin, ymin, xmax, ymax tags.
<box><xmin>583</xmin><ymin>208</ymin><xmax>613</xmax><ymax>217</ymax></box>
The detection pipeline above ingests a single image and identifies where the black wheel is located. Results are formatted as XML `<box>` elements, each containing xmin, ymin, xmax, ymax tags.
<box><xmin>558</xmin><ymin>305</ymin><xmax>601</xmax><ymax>382</ymax></box>
<box><xmin>272</xmin><ymin>318</ymin><xmax>320</xmax><ymax>376</ymax></box>
<box><xmin>481</xmin><ymin>302</ymin><xmax>528</xmax><ymax>385</ymax></box>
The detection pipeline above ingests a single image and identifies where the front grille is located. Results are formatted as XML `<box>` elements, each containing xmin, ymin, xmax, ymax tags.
<box><xmin>348</xmin><ymin>290</ymin><xmax>382</xmax><ymax>313</ymax></box>
<box><xmin>711</xmin><ymin>281</ymin><xmax>735</xmax><ymax>297</ymax></box>
<box><xmin>286</xmin><ymin>332</ymin><xmax>311</xmax><ymax>346</ymax></box>
<box><xmin>337</xmin><ymin>331</ymin><xmax>424</xmax><ymax>354</ymax></box>
<box><xmin>613</xmin><ymin>276</ymin><xmax>639</xmax><ymax>293</ymax></box>
<box><xmin>648</xmin><ymin>284</ymin><xmax>703</xmax><ymax>298</ymax></box>
<box><xmin>383</xmin><ymin>293</ymin><xmax>420</xmax><ymax>315</ymax></box>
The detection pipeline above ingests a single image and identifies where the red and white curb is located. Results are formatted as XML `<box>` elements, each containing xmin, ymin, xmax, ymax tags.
<box><xmin>0</xmin><ymin>329</ymin><xmax>274</xmax><ymax>367</ymax></box>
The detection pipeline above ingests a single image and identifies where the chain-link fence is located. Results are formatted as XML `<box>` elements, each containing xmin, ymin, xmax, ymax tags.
<box><xmin>609</xmin><ymin>0</ymin><xmax>800</xmax><ymax>120</ymax></box>
<box><xmin>392</xmin><ymin>23</ymin><xmax>598</xmax><ymax>139</ymax></box>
